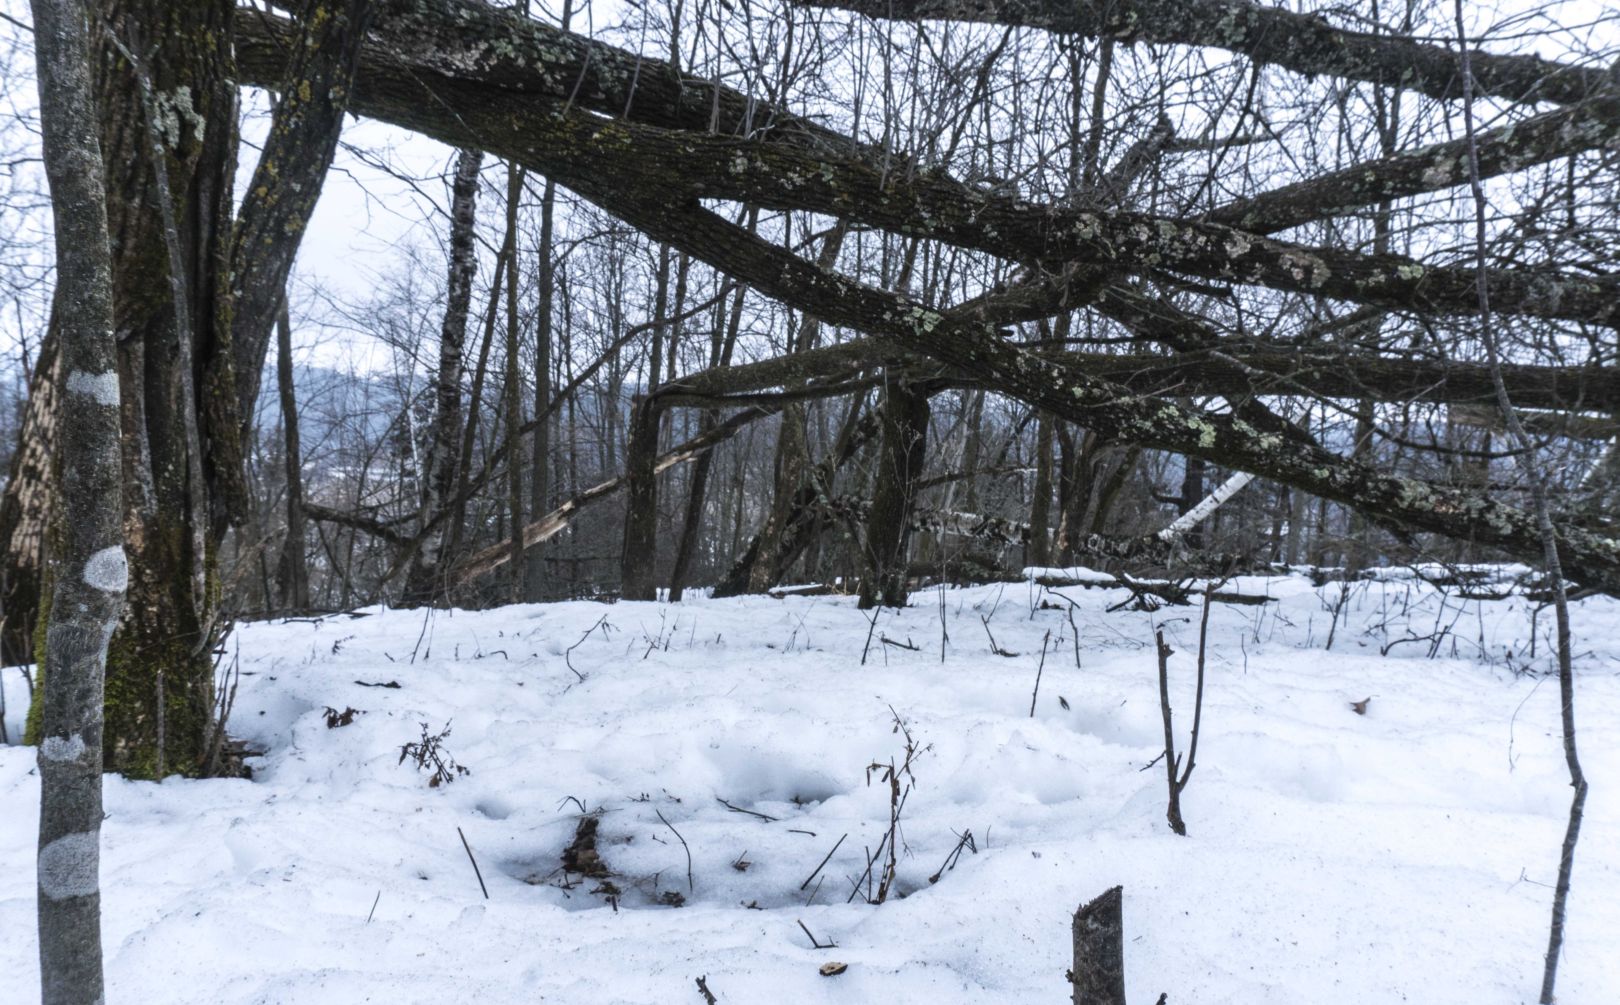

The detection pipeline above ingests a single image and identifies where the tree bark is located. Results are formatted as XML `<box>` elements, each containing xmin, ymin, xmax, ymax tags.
<box><xmin>29</xmin><ymin>0</ymin><xmax>126</xmax><ymax>997</ymax></box>
<box><xmin>10</xmin><ymin>0</ymin><xmax>370</xmax><ymax>778</ymax></box>
<box><xmin>274</xmin><ymin>303</ymin><xmax>309</xmax><ymax>612</ymax></box>
<box><xmin>669</xmin><ymin>263</ymin><xmax>751</xmax><ymax>601</ymax></box>
<box><xmin>619</xmin><ymin>394</ymin><xmax>662</xmax><ymax>600</ymax></box>
<box><xmin>859</xmin><ymin>378</ymin><xmax>931</xmax><ymax>609</ymax></box>
<box><xmin>0</xmin><ymin>324</ymin><xmax>57</xmax><ymax>665</ymax></box>
<box><xmin>502</xmin><ymin>163</ymin><xmax>526</xmax><ymax>602</ymax></box>
<box><xmin>404</xmin><ymin>147</ymin><xmax>482</xmax><ymax>605</ymax></box>
<box><xmin>1028</xmin><ymin>410</ymin><xmax>1054</xmax><ymax>566</ymax></box>
<box><xmin>1070</xmin><ymin>886</ymin><xmax>1127</xmax><ymax>1005</ymax></box>
<box><xmin>524</xmin><ymin>173</ymin><xmax>558</xmax><ymax>600</ymax></box>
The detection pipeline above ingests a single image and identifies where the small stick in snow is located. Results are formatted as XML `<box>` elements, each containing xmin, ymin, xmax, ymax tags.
<box><xmin>366</xmin><ymin>890</ymin><xmax>380</xmax><ymax>923</ymax></box>
<box><xmin>928</xmin><ymin>829</ymin><xmax>977</xmax><ymax>884</ymax></box>
<box><xmin>696</xmin><ymin>975</ymin><xmax>719</xmax><ymax>1004</ymax></box>
<box><xmin>799</xmin><ymin>832</ymin><xmax>847</xmax><ymax>890</ymax></box>
<box><xmin>716</xmin><ymin>797</ymin><xmax>777</xmax><ymax>822</ymax></box>
<box><xmin>797</xmin><ymin>919</ymin><xmax>837</xmax><ymax>950</ymax></box>
<box><xmin>458</xmin><ymin>826</ymin><xmax>489</xmax><ymax>899</ymax></box>
<box><xmin>564</xmin><ymin>614</ymin><xmax>608</xmax><ymax>681</ymax></box>
<box><xmin>410</xmin><ymin>606</ymin><xmax>433</xmax><ymax>664</ymax></box>
<box><xmin>1030</xmin><ymin>630</ymin><xmax>1051</xmax><ymax>717</ymax></box>
<box><xmin>1066</xmin><ymin>605</ymin><xmax>1082</xmax><ymax>671</ymax></box>
<box><xmin>859</xmin><ymin>607</ymin><xmax>881</xmax><ymax>666</ymax></box>
<box><xmin>656</xmin><ymin>808</ymin><xmax>694</xmax><ymax>894</ymax></box>
<box><xmin>980</xmin><ymin>615</ymin><xmax>1019</xmax><ymax>657</ymax></box>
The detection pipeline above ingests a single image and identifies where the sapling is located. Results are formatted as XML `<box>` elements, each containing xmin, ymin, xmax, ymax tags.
<box><xmin>1155</xmin><ymin>589</ymin><xmax>1212</xmax><ymax>836</ymax></box>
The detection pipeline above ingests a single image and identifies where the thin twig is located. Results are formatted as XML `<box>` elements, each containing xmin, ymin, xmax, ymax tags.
<box><xmin>980</xmin><ymin>615</ymin><xmax>1018</xmax><ymax>657</ymax></box>
<box><xmin>457</xmin><ymin>826</ymin><xmax>489</xmax><ymax>899</ymax></box>
<box><xmin>799</xmin><ymin>833</ymin><xmax>847</xmax><ymax>891</ymax></box>
<box><xmin>716</xmin><ymin>796</ymin><xmax>777</xmax><ymax>822</ymax></box>
<box><xmin>1030</xmin><ymin>630</ymin><xmax>1051</xmax><ymax>716</ymax></box>
<box><xmin>797</xmin><ymin>919</ymin><xmax>837</xmax><ymax>949</ymax></box>
<box><xmin>656</xmin><ymin>808</ymin><xmax>694</xmax><ymax>894</ymax></box>
<box><xmin>1177</xmin><ymin>589</ymin><xmax>1213</xmax><ymax>791</ymax></box>
<box><xmin>860</xmin><ymin>607</ymin><xmax>881</xmax><ymax>666</ymax></box>
<box><xmin>564</xmin><ymin>614</ymin><xmax>608</xmax><ymax>681</ymax></box>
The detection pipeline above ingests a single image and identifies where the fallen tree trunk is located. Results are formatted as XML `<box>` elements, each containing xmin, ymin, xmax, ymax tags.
<box><xmin>231</xmin><ymin>2</ymin><xmax>1620</xmax><ymax>596</ymax></box>
<box><xmin>453</xmin><ymin>405</ymin><xmax>781</xmax><ymax>586</ymax></box>
<box><xmin>795</xmin><ymin>0</ymin><xmax>1607</xmax><ymax>106</ymax></box>
<box><xmin>233</xmin><ymin>7</ymin><xmax>1620</xmax><ymax>329</ymax></box>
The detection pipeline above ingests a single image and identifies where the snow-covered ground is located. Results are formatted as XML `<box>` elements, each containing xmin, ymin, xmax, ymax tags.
<box><xmin>2</xmin><ymin>572</ymin><xmax>1618</xmax><ymax>1003</ymax></box>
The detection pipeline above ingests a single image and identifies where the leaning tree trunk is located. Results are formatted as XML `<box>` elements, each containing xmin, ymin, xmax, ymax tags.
<box><xmin>29</xmin><ymin>0</ymin><xmax>126</xmax><ymax>999</ymax></box>
<box><xmin>859</xmin><ymin>377</ymin><xmax>931</xmax><ymax>609</ymax></box>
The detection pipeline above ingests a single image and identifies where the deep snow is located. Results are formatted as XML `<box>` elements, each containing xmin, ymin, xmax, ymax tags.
<box><xmin>2</xmin><ymin>571</ymin><xmax>1617</xmax><ymax>1003</ymax></box>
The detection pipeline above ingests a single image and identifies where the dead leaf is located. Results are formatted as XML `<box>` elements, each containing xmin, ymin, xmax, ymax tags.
<box><xmin>819</xmin><ymin>962</ymin><xmax>848</xmax><ymax>977</ymax></box>
<box><xmin>1350</xmin><ymin>696</ymin><xmax>1372</xmax><ymax>715</ymax></box>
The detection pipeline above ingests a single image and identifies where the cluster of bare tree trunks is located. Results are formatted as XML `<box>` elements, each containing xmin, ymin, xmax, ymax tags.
<box><xmin>4</xmin><ymin>0</ymin><xmax>1614</xmax><ymax>809</ymax></box>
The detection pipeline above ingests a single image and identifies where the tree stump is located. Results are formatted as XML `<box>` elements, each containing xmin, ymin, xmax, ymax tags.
<box><xmin>1070</xmin><ymin>886</ymin><xmax>1126</xmax><ymax>1005</ymax></box>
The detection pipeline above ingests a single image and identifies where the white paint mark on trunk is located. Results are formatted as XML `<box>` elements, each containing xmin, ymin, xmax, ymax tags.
<box><xmin>83</xmin><ymin>546</ymin><xmax>128</xmax><ymax>593</ymax></box>
<box><xmin>40</xmin><ymin>734</ymin><xmax>86</xmax><ymax>762</ymax></box>
<box><xmin>38</xmin><ymin>832</ymin><xmax>99</xmax><ymax>900</ymax></box>
<box><xmin>66</xmin><ymin>370</ymin><xmax>119</xmax><ymax>406</ymax></box>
